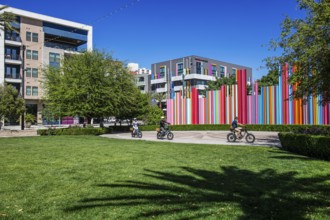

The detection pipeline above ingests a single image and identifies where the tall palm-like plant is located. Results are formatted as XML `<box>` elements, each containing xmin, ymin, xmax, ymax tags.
<box><xmin>0</xmin><ymin>6</ymin><xmax>16</xmax><ymax>31</ymax></box>
<box><xmin>153</xmin><ymin>92</ymin><xmax>166</xmax><ymax>109</ymax></box>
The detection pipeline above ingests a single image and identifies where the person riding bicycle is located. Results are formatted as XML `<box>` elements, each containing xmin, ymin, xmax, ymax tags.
<box><xmin>160</xmin><ymin>116</ymin><xmax>170</xmax><ymax>134</ymax></box>
<box><xmin>132</xmin><ymin>118</ymin><xmax>139</xmax><ymax>134</ymax></box>
<box><xmin>231</xmin><ymin>116</ymin><xmax>244</xmax><ymax>138</ymax></box>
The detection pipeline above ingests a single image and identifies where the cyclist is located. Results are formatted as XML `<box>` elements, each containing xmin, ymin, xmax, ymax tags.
<box><xmin>132</xmin><ymin>118</ymin><xmax>139</xmax><ymax>135</ymax></box>
<box><xmin>160</xmin><ymin>116</ymin><xmax>170</xmax><ymax>134</ymax></box>
<box><xmin>231</xmin><ymin>116</ymin><xmax>244</xmax><ymax>138</ymax></box>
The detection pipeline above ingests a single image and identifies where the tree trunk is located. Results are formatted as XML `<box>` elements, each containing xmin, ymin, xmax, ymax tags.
<box><xmin>87</xmin><ymin>117</ymin><xmax>92</xmax><ymax>124</ymax></box>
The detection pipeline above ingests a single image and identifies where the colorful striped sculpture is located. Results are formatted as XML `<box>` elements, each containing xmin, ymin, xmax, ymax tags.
<box><xmin>166</xmin><ymin>65</ymin><xmax>330</xmax><ymax>125</ymax></box>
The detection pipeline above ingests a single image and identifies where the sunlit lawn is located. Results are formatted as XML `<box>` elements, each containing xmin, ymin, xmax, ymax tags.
<box><xmin>0</xmin><ymin>136</ymin><xmax>329</xmax><ymax>219</ymax></box>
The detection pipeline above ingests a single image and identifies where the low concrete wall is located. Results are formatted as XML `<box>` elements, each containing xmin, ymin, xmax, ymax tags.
<box><xmin>0</xmin><ymin>129</ymin><xmax>38</xmax><ymax>137</ymax></box>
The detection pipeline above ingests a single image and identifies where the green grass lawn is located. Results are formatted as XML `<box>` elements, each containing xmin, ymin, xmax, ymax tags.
<box><xmin>0</xmin><ymin>136</ymin><xmax>329</xmax><ymax>220</ymax></box>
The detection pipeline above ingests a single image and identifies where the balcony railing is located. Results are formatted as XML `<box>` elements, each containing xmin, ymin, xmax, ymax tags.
<box><xmin>44</xmin><ymin>42</ymin><xmax>78</xmax><ymax>51</ymax></box>
<box><xmin>5</xmin><ymin>54</ymin><xmax>22</xmax><ymax>61</ymax></box>
<box><xmin>5</xmin><ymin>73</ymin><xmax>20</xmax><ymax>79</ymax></box>
<box><xmin>5</xmin><ymin>34</ymin><xmax>21</xmax><ymax>42</ymax></box>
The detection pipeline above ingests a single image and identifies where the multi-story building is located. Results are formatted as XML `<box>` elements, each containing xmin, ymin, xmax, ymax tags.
<box><xmin>0</xmin><ymin>6</ymin><xmax>92</xmax><ymax>124</ymax></box>
<box><xmin>128</xmin><ymin>63</ymin><xmax>151</xmax><ymax>94</ymax></box>
<box><xmin>151</xmin><ymin>55</ymin><xmax>252</xmax><ymax>109</ymax></box>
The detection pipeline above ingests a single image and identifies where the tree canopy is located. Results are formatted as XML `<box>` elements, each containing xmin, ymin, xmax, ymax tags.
<box><xmin>205</xmin><ymin>75</ymin><xmax>237</xmax><ymax>91</ymax></box>
<box><xmin>0</xmin><ymin>6</ymin><xmax>16</xmax><ymax>31</ymax></box>
<box><xmin>42</xmin><ymin>50</ymin><xmax>147</xmax><ymax>124</ymax></box>
<box><xmin>267</xmin><ymin>0</ymin><xmax>330</xmax><ymax>104</ymax></box>
<box><xmin>0</xmin><ymin>83</ymin><xmax>25</xmax><ymax>123</ymax></box>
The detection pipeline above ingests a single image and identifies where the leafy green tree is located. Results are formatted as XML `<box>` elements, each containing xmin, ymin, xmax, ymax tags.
<box><xmin>0</xmin><ymin>83</ymin><xmax>25</xmax><ymax>126</ymax></box>
<box><xmin>0</xmin><ymin>6</ymin><xmax>16</xmax><ymax>31</ymax></box>
<box><xmin>42</xmin><ymin>50</ymin><xmax>138</xmax><ymax>124</ymax></box>
<box><xmin>266</xmin><ymin>0</ymin><xmax>330</xmax><ymax>104</ymax></box>
<box><xmin>256</xmin><ymin>62</ymin><xmax>279</xmax><ymax>88</ymax></box>
<box><xmin>143</xmin><ymin>105</ymin><xmax>164</xmax><ymax>125</ymax></box>
<box><xmin>206</xmin><ymin>75</ymin><xmax>237</xmax><ymax>91</ymax></box>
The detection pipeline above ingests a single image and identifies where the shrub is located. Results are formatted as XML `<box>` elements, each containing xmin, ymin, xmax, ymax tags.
<box><xmin>278</xmin><ymin>133</ymin><xmax>330</xmax><ymax>161</ymax></box>
<box><xmin>37</xmin><ymin>127</ymin><xmax>105</xmax><ymax>136</ymax></box>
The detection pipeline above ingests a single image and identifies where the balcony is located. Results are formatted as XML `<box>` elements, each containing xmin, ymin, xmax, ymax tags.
<box><xmin>151</xmin><ymin>77</ymin><xmax>166</xmax><ymax>84</ymax></box>
<box><xmin>173</xmin><ymin>85</ymin><xmax>183</xmax><ymax>91</ymax></box>
<box><xmin>136</xmin><ymin>81</ymin><xmax>146</xmax><ymax>86</ymax></box>
<box><xmin>5</xmin><ymin>54</ymin><xmax>22</xmax><ymax>65</ymax></box>
<box><xmin>156</xmin><ymin>87</ymin><xmax>167</xmax><ymax>93</ymax></box>
<box><xmin>5</xmin><ymin>35</ymin><xmax>22</xmax><ymax>47</ymax></box>
<box><xmin>171</xmin><ymin>75</ymin><xmax>183</xmax><ymax>82</ymax></box>
<box><xmin>193</xmin><ymin>84</ymin><xmax>207</xmax><ymax>90</ymax></box>
<box><xmin>184</xmin><ymin>73</ymin><xmax>216</xmax><ymax>81</ymax></box>
<box><xmin>4</xmin><ymin>72</ymin><xmax>22</xmax><ymax>84</ymax></box>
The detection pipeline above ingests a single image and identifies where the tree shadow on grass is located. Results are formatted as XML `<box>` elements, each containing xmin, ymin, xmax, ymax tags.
<box><xmin>66</xmin><ymin>166</ymin><xmax>330</xmax><ymax>219</ymax></box>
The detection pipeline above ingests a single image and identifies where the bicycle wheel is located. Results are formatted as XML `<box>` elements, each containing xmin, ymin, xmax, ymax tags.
<box><xmin>227</xmin><ymin>133</ymin><xmax>236</xmax><ymax>142</ymax></box>
<box><xmin>246</xmin><ymin>133</ymin><xmax>255</xmax><ymax>143</ymax></box>
<box><xmin>138</xmin><ymin>131</ymin><xmax>142</xmax><ymax>138</ymax></box>
<box><xmin>167</xmin><ymin>132</ymin><xmax>174</xmax><ymax>140</ymax></box>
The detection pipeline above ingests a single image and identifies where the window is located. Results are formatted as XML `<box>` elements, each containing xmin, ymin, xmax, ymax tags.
<box><xmin>26</xmin><ymin>31</ymin><xmax>31</xmax><ymax>41</ymax></box>
<box><xmin>160</xmin><ymin>66</ymin><xmax>165</xmax><ymax>78</ymax></box>
<box><xmin>220</xmin><ymin>66</ymin><xmax>225</xmax><ymax>74</ymax></box>
<box><xmin>177</xmin><ymin>63</ymin><xmax>183</xmax><ymax>75</ymax></box>
<box><xmin>196</xmin><ymin>62</ymin><xmax>201</xmax><ymax>74</ymax></box>
<box><xmin>232</xmin><ymin>68</ymin><xmax>237</xmax><ymax>76</ymax></box>
<box><xmin>32</xmin><ymin>87</ymin><xmax>38</xmax><ymax>96</ymax></box>
<box><xmin>212</xmin><ymin>65</ymin><xmax>217</xmax><ymax>76</ymax></box>
<box><xmin>5</xmin><ymin>65</ymin><xmax>19</xmax><ymax>79</ymax></box>
<box><xmin>26</xmin><ymin>50</ymin><xmax>31</xmax><ymax>59</ymax></box>
<box><xmin>32</xmin><ymin>33</ymin><xmax>38</xmax><ymax>42</ymax></box>
<box><xmin>26</xmin><ymin>86</ymin><xmax>31</xmax><ymax>96</ymax></box>
<box><xmin>26</xmin><ymin>68</ymin><xmax>31</xmax><ymax>77</ymax></box>
<box><xmin>32</xmin><ymin>68</ymin><xmax>38</xmax><ymax>78</ymax></box>
<box><xmin>138</xmin><ymin>77</ymin><xmax>144</xmax><ymax>82</ymax></box>
<box><xmin>32</xmin><ymin>51</ymin><xmax>38</xmax><ymax>60</ymax></box>
<box><xmin>49</xmin><ymin>52</ymin><xmax>60</xmax><ymax>67</ymax></box>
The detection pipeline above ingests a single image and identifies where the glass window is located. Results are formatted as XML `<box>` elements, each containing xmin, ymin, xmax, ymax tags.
<box><xmin>26</xmin><ymin>86</ymin><xmax>31</xmax><ymax>96</ymax></box>
<box><xmin>196</xmin><ymin>62</ymin><xmax>201</xmax><ymax>74</ymax></box>
<box><xmin>32</xmin><ymin>68</ymin><xmax>38</xmax><ymax>78</ymax></box>
<box><xmin>220</xmin><ymin>66</ymin><xmax>225</xmax><ymax>74</ymax></box>
<box><xmin>177</xmin><ymin>63</ymin><xmax>183</xmax><ymax>75</ymax></box>
<box><xmin>32</xmin><ymin>51</ymin><xmax>38</xmax><ymax>60</ymax></box>
<box><xmin>32</xmin><ymin>87</ymin><xmax>38</xmax><ymax>96</ymax></box>
<box><xmin>232</xmin><ymin>68</ymin><xmax>236</xmax><ymax>76</ymax></box>
<box><xmin>6</xmin><ymin>66</ymin><xmax>11</xmax><ymax>77</ymax></box>
<box><xmin>160</xmin><ymin>67</ymin><xmax>165</xmax><ymax>78</ymax></box>
<box><xmin>26</xmin><ymin>50</ymin><xmax>31</xmax><ymax>59</ymax></box>
<box><xmin>26</xmin><ymin>31</ymin><xmax>31</xmax><ymax>41</ymax></box>
<box><xmin>32</xmin><ymin>33</ymin><xmax>38</xmax><ymax>42</ymax></box>
<box><xmin>212</xmin><ymin>65</ymin><xmax>217</xmax><ymax>76</ymax></box>
<box><xmin>49</xmin><ymin>53</ymin><xmax>60</xmax><ymax>67</ymax></box>
<box><xmin>26</xmin><ymin>68</ymin><xmax>31</xmax><ymax>77</ymax></box>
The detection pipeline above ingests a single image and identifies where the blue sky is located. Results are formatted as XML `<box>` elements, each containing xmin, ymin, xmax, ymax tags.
<box><xmin>3</xmin><ymin>0</ymin><xmax>305</xmax><ymax>80</ymax></box>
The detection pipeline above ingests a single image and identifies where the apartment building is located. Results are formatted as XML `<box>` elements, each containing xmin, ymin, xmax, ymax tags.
<box><xmin>0</xmin><ymin>6</ymin><xmax>92</xmax><ymax>124</ymax></box>
<box><xmin>128</xmin><ymin>63</ymin><xmax>151</xmax><ymax>94</ymax></box>
<box><xmin>151</xmin><ymin>55</ymin><xmax>252</xmax><ymax>109</ymax></box>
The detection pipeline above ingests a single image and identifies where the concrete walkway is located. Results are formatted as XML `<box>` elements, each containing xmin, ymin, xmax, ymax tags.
<box><xmin>101</xmin><ymin>131</ymin><xmax>281</xmax><ymax>147</ymax></box>
<box><xmin>0</xmin><ymin>125</ymin><xmax>281</xmax><ymax>148</ymax></box>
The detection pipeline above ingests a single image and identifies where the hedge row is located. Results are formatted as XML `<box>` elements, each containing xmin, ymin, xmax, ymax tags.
<box><xmin>140</xmin><ymin>124</ymin><xmax>330</xmax><ymax>133</ymax></box>
<box><xmin>37</xmin><ymin>127</ymin><xmax>106</xmax><ymax>136</ymax></box>
<box><xmin>278</xmin><ymin>133</ymin><xmax>330</xmax><ymax>161</ymax></box>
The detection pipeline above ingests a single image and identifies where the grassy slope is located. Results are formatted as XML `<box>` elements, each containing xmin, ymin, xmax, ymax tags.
<box><xmin>0</xmin><ymin>136</ymin><xmax>329</xmax><ymax>219</ymax></box>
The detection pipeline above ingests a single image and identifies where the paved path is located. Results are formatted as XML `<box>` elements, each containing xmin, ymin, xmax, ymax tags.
<box><xmin>101</xmin><ymin>131</ymin><xmax>281</xmax><ymax>147</ymax></box>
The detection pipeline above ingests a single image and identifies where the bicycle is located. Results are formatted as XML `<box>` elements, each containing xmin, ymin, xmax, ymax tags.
<box><xmin>131</xmin><ymin>127</ymin><xmax>142</xmax><ymax>138</ymax></box>
<box><xmin>156</xmin><ymin>124</ymin><xmax>174</xmax><ymax>140</ymax></box>
<box><xmin>227</xmin><ymin>126</ymin><xmax>255</xmax><ymax>143</ymax></box>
